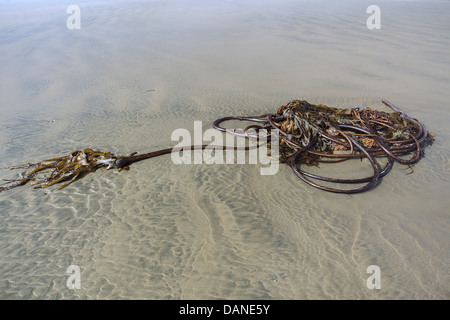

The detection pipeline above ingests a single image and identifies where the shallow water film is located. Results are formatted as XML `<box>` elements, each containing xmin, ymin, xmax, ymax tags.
<box><xmin>0</xmin><ymin>0</ymin><xmax>449</xmax><ymax>299</ymax></box>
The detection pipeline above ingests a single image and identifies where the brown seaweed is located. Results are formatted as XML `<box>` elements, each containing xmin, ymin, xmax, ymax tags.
<box><xmin>1</xmin><ymin>100</ymin><xmax>434</xmax><ymax>194</ymax></box>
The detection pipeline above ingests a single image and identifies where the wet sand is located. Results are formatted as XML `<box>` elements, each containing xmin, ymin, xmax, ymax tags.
<box><xmin>0</xmin><ymin>0</ymin><xmax>449</xmax><ymax>299</ymax></box>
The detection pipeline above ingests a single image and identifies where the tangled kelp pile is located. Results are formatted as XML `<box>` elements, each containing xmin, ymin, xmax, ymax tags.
<box><xmin>214</xmin><ymin>99</ymin><xmax>434</xmax><ymax>193</ymax></box>
<box><xmin>1</xmin><ymin>100</ymin><xmax>434</xmax><ymax>194</ymax></box>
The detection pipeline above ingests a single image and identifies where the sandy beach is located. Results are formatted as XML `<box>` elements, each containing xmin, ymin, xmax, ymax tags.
<box><xmin>0</xmin><ymin>0</ymin><xmax>449</xmax><ymax>299</ymax></box>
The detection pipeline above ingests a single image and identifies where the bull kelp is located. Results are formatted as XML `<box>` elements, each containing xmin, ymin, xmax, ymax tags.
<box><xmin>1</xmin><ymin>100</ymin><xmax>434</xmax><ymax>194</ymax></box>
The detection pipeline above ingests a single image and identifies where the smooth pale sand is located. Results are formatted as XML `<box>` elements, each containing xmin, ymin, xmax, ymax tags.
<box><xmin>0</xmin><ymin>0</ymin><xmax>449</xmax><ymax>299</ymax></box>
